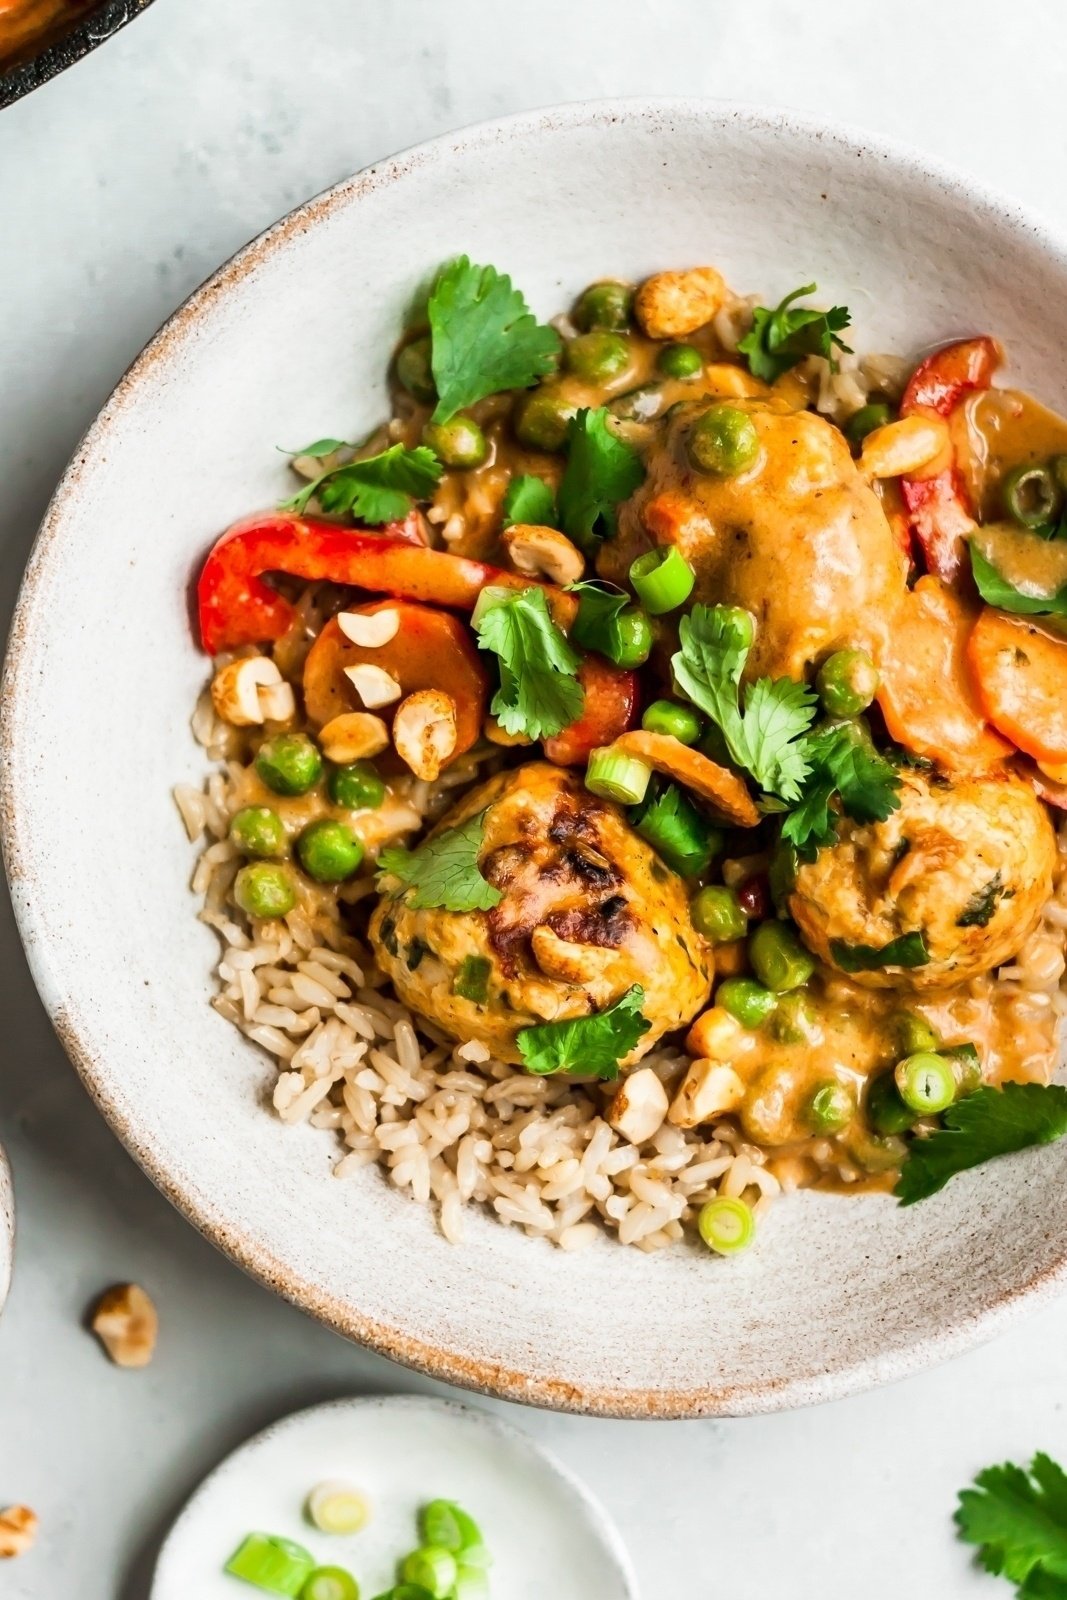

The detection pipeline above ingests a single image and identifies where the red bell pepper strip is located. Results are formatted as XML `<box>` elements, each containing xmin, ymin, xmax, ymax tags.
<box><xmin>197</xmin><ymin>514</ymin><xmax>574</xmax><ymax>656</ymax></box>
<box><xmin>899</xmin><ymin>336</ymin><xmax>1000</xmax><ymax>583</ymax></box>
<box><xmin>542</xmin><ymin>655</ymin><xmax>639</xmax><ymax>766</ymax></box>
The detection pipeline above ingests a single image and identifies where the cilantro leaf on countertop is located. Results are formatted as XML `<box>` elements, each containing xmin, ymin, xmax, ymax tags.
<box><xmin>474</xmin><ymin>585</ymin><xmax>584</xmax><ymax>741</ymax></box>
<box><xmin>502</xmin><ymin>474</ymin><xmax>558</xmax><ymax>530</ymax></box>
<box><xmin>281</xmin><ymin>443</ymin><xmax>442</xmax><ymax>524</ymax></box>
<box><xmin>377</xmin><ymin>810</ymin><xmax>502</xmax><ymax>913</ymax></box>
<box><xmin>738</xmin><ymin>282</ymin><xmax>852</xmax><ymax>383</ymax></box>
<box><xmin>558</xmin><ymin>407</ymin><xmax>645</xmax><ymax>551</ymax></box>
<box><xmin>428</xmin><ymin>257</ymin><xmax>562</xmax><ymax>424</ymax></box>
<box><xmin>895</xmin><ymin>1082</ymin><xmax>1067</xmax><ymax>1205</ymax></box>
<box><xmin>782</xmin><ymin>723</ymin><xmax>902</xmax><ymax>856</ymax></box>
<box><xmin>957</xmin><ymin>1453</ymin><xmax>1067</xmax><ymax>1594</ymax></box>
<box><xmin>671</xmin><ymin>605</ymin><xmax>817</xmax><ymax>803</ymax></box>
<box><xmin>969</xmin><ymin>542</ymin><xmax>1067</xmax><ymax>621</ymax></box>
<box><xmin>517</xmin><ymin>985</ymin><xmax>650</xmax><ymax>1081</ymax></box>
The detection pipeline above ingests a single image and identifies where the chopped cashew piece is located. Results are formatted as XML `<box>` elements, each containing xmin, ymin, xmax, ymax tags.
<box><xmin>344</xmin><ymin>662</ymin><xmax>402</xmax><ymax>709</ymax></box>
<box><xmin>393</xmin><ymin>690</ymin><xmax>458</xmax><ymax>780</ymax></box>
<box><xmin>319</xmin><ymin>711</ymin><xmax>390</xmax><ymax>763</ymax></box>
<box><xmin>90</xmin><ymin>1283</ymin><xmax>159</xmax><ymax>1369</ymax></box>
<box><xmin>609</xmin><ymin>1067</ymin><xmax>669</xmax><ymax>1145</ymax></box>
<box><xmin>257</xmin><ymin>681</ymin><xmax>296</xmax><ymax>724</ymax></box>
<box><xmin>859</xmin><ymin>414</ymin><xmax>950</xmax><ymax>479</ymax></box>
<box><xmin>635</xmin><ymin>266</ymin><xmax>727</xmax><ymax>340</ymax></box>
<box><xmin>0</xmin><ymin>1506</ymin><xmax>38</xmax><ymax>1560</ymax></box>
<box><xmin>608</xmin><ymin>731</ymin><xmax>760</xmax><ymax>827</ymax></box>
<box><xmin>338</xmin><ymin>607</ymin><xmax>400</xmax><ymax>648</ymax></box>
<box><xmin>703</xmin><ymin>362</ymin><xmax>769</xmax><ymax>399</ymax></box>
<box><xmin>685</xmin><ymin>1005</ymin><xmax>742</xmax><ymax>1059</ymax></box>
<box><xmin>211</xmin><ymin>656</ymin><xmax>287</xmax><ymax>728</ymax></box>
<box><xmin>669</xmin><ymin>1060</ymin><xmax>745</xmax><ymax>1128</ymax></box>
<box><xmin>502</xmin><ymin>524</ymin><xmax>585</xmax><ymax>586</ymax></box>
<box><xmin>485</xmin><ymin>715</ymin><xmax>533</xmax><ymax>747</ymax></box>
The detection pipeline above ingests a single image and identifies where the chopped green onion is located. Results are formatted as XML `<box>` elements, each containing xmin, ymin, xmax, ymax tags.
<box><xmin>306</xmin><ymin>1481</ymin><xmax>372</xmax><ymax>1536</ymax></box>
<box><xmin>641</xmin><ymin>699</ymin><xmax>704</xmax><ymax>745</ymax></box>
<box><xmin>225</xmin><ymin>1533</ymin><xmax>316</xmax><ymax>1595</ymax></box>
<box><xmin>419</xmin><ymin>1501</ymin><xmax>463</xmax><ymax>1552</ymax></box>
<box><xmin>453</xmin><ymin>954</ymin><xmax>491</xmax><ymax>1004</ymax></box>
<box><xmin>470</xmin><ymin>584</ymin><xmax>517</xmax><ymax>629</ymax></box>
<box><xmin>585</xmin><ymin>749</ymin><xmax>651</xmax><ymax>805</ymax></box>
<box><xmin>894</xmin><ymin>1051</ymin><xmax>957</xmax><ymax>1116</ymax></box>
<box><xmin>453</xmin><ymin>1567</ymin><xmax>492</xmax><ymax>1600</ymax></box>
<box><xmin>300</xmin><ymin>1567</ymin><xmax>360</xmax><ymax>1600</ymax></box>
<box><xmin>400</xmin><ymin>1547</ymin><xmax>458</xmax><ymax>1598</ymax></box>
<box><xmin>628</xmin><ymin>546</ymin><xmax>696</xmax><ymax>615</ymax></box>
<box><xmin>1002</xmin><ymin>461</ymin><xmax>1062</xmax><ymax>531</ymax></box>
<box><xmin>748</xmin><ymin>921</ymin><xmax>815</xmax><ymax>993</ymax></box>
<box><xmin>892</xmin><ymin>1010</ymin><xmax>941</xmax><ymax>1057</ymax></box>
<box><xmin>697</xmin><ymin>1196</ymin><xmax>756</xmax><ymax>1256</ymax></box>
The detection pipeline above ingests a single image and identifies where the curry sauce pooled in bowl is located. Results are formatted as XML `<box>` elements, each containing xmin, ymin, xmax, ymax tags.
<box><xmin>177</xmin><ymin>258</ymin><xmax>1067</xmax><ymax>1255</ymax></box>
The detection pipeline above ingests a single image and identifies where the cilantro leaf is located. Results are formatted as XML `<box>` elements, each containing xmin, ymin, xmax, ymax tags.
<box><xmin>474</xmin><ymin>586</ymin><xmax>584</xmax><ymax>740</ymax></box>
<box><xmin>957</xmin><ymin>871</ymin><xmax>1007</xmax><ymax>929</ymax></box>
<box><xmin>516</xmin><ymin>986</ymin><xmax>650</xmax><ymax>1081</ymax></box>
<box><xmin>957</xmin><ymin>1453</ymin><xmax>1067</xmax><ymax>1591</ymax></box>
<box><xmin>281</xmin><ymin>444</ymin><xmax>442</xmax><ymax>524</ymax></box>
<box><xmin>738</xmin><ymin>282</ymin><xmax>853</xmax><ymax>383</ymax></box>
<box><xmin>377</xmin><ymin>811</ymin><xmax>501</xmax><ymax>913</ymax></box>
<box><xmin>830</xmin><ymin>932</ymin><xmax>929</xmax><ymax>973</ymax></box>
<box><xmin>895</xmin><ymin>1082</ymin><xmax>1067</xmax><ymax>1205</ymax></box>
<box><xmin>503</xmin><ymin>474</ymin><xmax>558</xmax><ymax>529</ymax></box>
<box><xmin>671</xmin><ymin>605</ymin><xmax>817</xmax><ymax>802</ymax></box>
<box><xmin>427</xmin><ymin>257</ymin><xmax>561</xmax><ymax>424</ymax></box>
<box><xmin>969</xmin><ymin>542</ymin><xmax>1067</xmax><ymax>620</ymax></box>
<box><xmin>558</xmin><ymin>407</ymin><xmax>645</xmax><ymax>551</ymax></box>
<box><xmin>782</xmin><ymin>724</ymin><xmax>901</xmax><ymax>856</ymax></box>
<box><xmin>282</xmin><ymin>437</ymin><xmax>349</xmax><ymax>459</ymax></box>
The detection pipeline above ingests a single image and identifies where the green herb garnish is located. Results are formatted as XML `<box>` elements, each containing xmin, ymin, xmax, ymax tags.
<box><xmin>896</xmin><ymin>1082</ymin><xmax>1067</xmax><ymax>1205</ymax></box>
<box><xmin>427</xmin><ymin>257</ymin><xmax>561</xmax><ymax>423</ymax></box>
<box><xmin>737</xmin><ymin>282</ymin><xmax>852</xmax><ymax>383</ymax></box>
<box><xmin>782</xmin><ymin>724</ymin><xmax>901</xmax><ymax>857</ymax></box>
<box><xmin>474</xmin><ymin>586</ymin><xmax>584</xmax><ymax>740</ymax></box>
<box><xmin>378</xmin><ymin>811</ymin><xmax>501</xmax><ymax>913</ymax></box>
<box><xmin>453</xmin><ymin>954</ymin><xmax>492</xmax><ymax>1004</ymax></box>
<box><xmin>969</xmin><ymin>542</ymin><xmax>1067</xmax><ymax>621</ymax></box>
<box><xmin>516</xmin><ymin>985</ymin><xmax>650</xmax><ymax>1081</ymax></box>
<box><xmin>830</xmin><ymin>932</ymin><xmax>929</xmax><ymax>973</ymax></box>
<box><xmin>502</xmin><ymin>474</ymin><xmax>558</xmax><ymax>529</ymax></box>
<box><xmin>956</xmin><ymin>1452</ymin><xmax>1067</xmax><ymax>1595</ymax></box>
<box><xmin>558</xmin><ymin>407</ymin><xmax>645</xmax><ymax>551</ymax></box>
<box><xmin>281</xmin><ymin>443</ymin><xmax>442</xmax><ymax>523</ymax></box>
<box><xmin>957</xmin><ymin>872</ymin><xmax>1007</xmax><ymax>929</ymax></box>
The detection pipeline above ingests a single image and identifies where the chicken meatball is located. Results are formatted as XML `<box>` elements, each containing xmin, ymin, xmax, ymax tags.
<box><xmin>599</xmin><ymin>399</ymin><xmax>907</xmax><ymax>680</ymax></box>
<box><xmin>789</xmin><ymin>767</ymin><xmax>1057</xmax><ymax>989</ymax></box>
<box><xmin>370</xmin><ymin>762</ymin><xmax>712</xmax><ymax>1064</ymax></box>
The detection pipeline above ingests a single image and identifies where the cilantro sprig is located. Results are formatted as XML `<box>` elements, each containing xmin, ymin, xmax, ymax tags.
<box><xmin>671</xmin><ymin>605</ymin><xmax>817</xmax><ymax>803</ymax></box>
<box><xmin>895</xmin><ymin>1082</ymin><xmax>1067</xmax><ymax>1205</ymax></box>
<box><xmin>503</xmin><ymin>474</ymin><xmax>558</xmax><ymax>529</ymax></box>
<box><xmin>738</xmin><ymin>282</ymin><xmax>852</xmax><ymax>383</ymax></box>
<box><xmin>281</xmin><ymin>443</ymin><xmax>442</xmax><ymax>524</ymax></box>
<box><xmin>517</xmin><ymin>986</ymin><xmax>650</xmax><ymax>1081</ymax></box>
<box><xmin>428</xmin><ymin>257</ymin><xmax>561</xmax><ymax>424</ymax></box>
<box><xmin>957</xmin><ymin>1453</ymin><xmax>1067</xmax><ymax>1595</ymax></box>
<box><xmin>377</xmin><ymin>811</ymin><xmax>501</xmax><ymax>913</ymax></box>
<box><xmin>558</xmin><ymin>407</ymin><xmax>645</xmax><ymax>551</ymax></box>
<box><xmin>474</xmin><ymin>586</ymin><xmax>584</xmax><ymax>741</ymax></box>
<box><xmin>782</xmin><ymin>724</ymin><xmax>901</xmax><ymax>857</ymax></box>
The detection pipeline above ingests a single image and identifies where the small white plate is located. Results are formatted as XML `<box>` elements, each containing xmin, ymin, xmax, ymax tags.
<box><xmin>152</xmin><ymin>1395</ymin><xmax>638</xmax><ymax>1600</ymax></box>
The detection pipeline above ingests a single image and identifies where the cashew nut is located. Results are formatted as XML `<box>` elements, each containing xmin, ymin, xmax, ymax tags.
<box><xmin>0</xmin><ymin>1507</ymin><xmax>38</xmax><ymax>1560</ymax></box>
<box><xmin>608</xmin><ymin>1067</ymin><xmax>669</xmax><ymax>1145</ymax></box>
<box><xmin>685</xmin><ymin>1005</ymin><xmax>742</xmax><ymax>1060</ymax></box>
<box><xmin>502</xmin><ymin>524</ymin><xmax>585</xmax><ymax>585</ymax></box>
<box><xmin>319</xmin><ymin>711</ymin><xmax>390</xmax><ymax>763</ymax></box>
<box><xmin>211</xmin><ymin>656</ymin><xmax>292</xmax><ymax>727</ymax></box>
<box><xmin>669</xmin><ymin>1059</ymin><xmax>745</xmax><ymax>1128</ymax></box>
<box><xmin>344</xmin><ymin>663</ymin><xmax>402</xmax><ymax>708</ymax></box>
<box><xmin>337</xmin><ymin>608</ymin><xmax>400</xmax><ymax>648</ymax></box>
<box><xmin>90</xmin><ymin>1282</ymin><xmax>159</xmax><ymax>1369</ymax></box>
<box><xmin>392</xmin><ymin>690</ymin><xmax>458</xmax><ymax>780</ymax></box>
<box><xmin>634</xmin><ymin>266</ymin><xmax>727</xmax><ymax>339</ymax></box>
<box><xmin>859</xmin><ymin>414</ymin><xmax>950</xmax><ymax>479</ymax></box>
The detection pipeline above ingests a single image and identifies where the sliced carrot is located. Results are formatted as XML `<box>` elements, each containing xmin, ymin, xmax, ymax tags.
<box><xmin>967</xmin><ymin>609</ymin><xmax>1067</xmax><ymax>764</ymax></box>
<box><xmin>876</xmin><ymin>576</ymin><xmax>1011</xmax><ymax>771</ymax></box>
<box><xmin>608</xmin><ymin>730</ymin><xmax>760</xmax><ymax>827</ymax></box>
<box><xmin>543</xmin><ymin>657</ymin><xmax>639</xmax><ymax>766</ymax></box>
<box><xmin>303</xmin><ymin>599</ymin><xmax>487</xmax><ymax>759</ymax></box>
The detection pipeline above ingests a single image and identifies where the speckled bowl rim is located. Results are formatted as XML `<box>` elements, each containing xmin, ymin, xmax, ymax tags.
<box><xmin>6</xmin><ymin>97</ymin><xmax>1067</xmax><ymax>1418</ymax></box>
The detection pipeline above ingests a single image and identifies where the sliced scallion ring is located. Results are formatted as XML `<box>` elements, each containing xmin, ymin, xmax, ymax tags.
<box><xmin>585</xmin><ymin>748</ymin><xmax>652</xmax><ymax>806</ymax></box>
<box><xmin>1001</xmin><ymin>461</ymin><xmax>1062</xmax><ymax>531</ymax></box>
<box><xmin>306</xmin><ymin>1481</ymin><xmax>372</xmax><ymax>1536</ymax></box>
<box><xmin>298</xmin><ymin>1566</ymin><xmax>360</xmax><ymax>1600</ymax></box>
<box><xmin>453</xmin><ymin>1566</ymin><xmax>492</xmax><ymax>1600</ymax></box>
<box><xmin>697</xmin><ymin>1196</ymin><xmax>756</xmax><ymax>1256</ymax></box>
<box><xmin>400</xmin><ymin>1545</ymin><xmax>458</xmax><ymax>1598</ymax></box>
<box><xmin>224</xmin><ymin>1532</ymin><xmax>315</xmax><ymax>1595</ymax></box>
<box><xmin>894</xmin><ymin>1051</ymin><xmax>957</xmax><ymax>1116</ymax></box>
<box><xmin>628</xmin><ymin>546</ymin><xmax>696</xmax><ymax>615</ymax></box>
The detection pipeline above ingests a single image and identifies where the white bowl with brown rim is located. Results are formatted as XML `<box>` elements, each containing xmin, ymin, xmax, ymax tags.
<box><xmin>4</xmin><ymin>100</ymin><xmax>1067</xmax><ymax>1417</ymax></box>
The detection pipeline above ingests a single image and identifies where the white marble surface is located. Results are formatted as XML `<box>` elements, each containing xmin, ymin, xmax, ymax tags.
<box><xmin>3</xmin><ymin>2</ymin><xmax>1067</xmax><ymax>1595</ymax></box>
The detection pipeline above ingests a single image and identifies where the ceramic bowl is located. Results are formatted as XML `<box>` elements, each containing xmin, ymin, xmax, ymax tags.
<box><xmin>5</xmin><ymin>100</ymin><xmax>1067</xmax><ymax>1418</ymax></box>
<box><xmin>0</xmin><ymin>1147</ymin><xmax>13</xmax><ymax>1314</ymax></box>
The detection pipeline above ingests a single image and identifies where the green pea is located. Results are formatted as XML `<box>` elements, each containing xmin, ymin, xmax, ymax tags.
<box><xmin>687</xmin><ymin>404</ymin><xmax>760</xmax><ymax>476</ymax></box>
<box><xmin>234</xmin><ymin>862</ymin><xmax>296</xmax><ymax>920</ymax></box>
<box><xmin>423</xmin><ymin>415</ymin><xmax>488</xmax><ymax>469</ymax></box>
<box><xmin>770</xmin><ymin>990</ymin><xmax>819</xmax><ymax>1044</ymax></box>
<box><xmin>748</xmin><ymin>921</ymin><xmax>815</xmax><ymax>993</ymax></box>
<box><xmin>892</xmin><ymin>1010</ymin><xmax>941</xmax><ymax>1057</ymax></box>
<box><xmin>395</xmin><ymin>335</ymin><xmax>436</xmax><ymax>403</ymax></box>
<box><xmin>690</xmin><ymin>885</ymin><xmax>748</xmax><ymax>944</ymax></box>
<box><xmin>328</xmin><ymin>761</ymin><xmax>385</xmax><ymax>810</ymax></box>
<box><xmin>641</xmin><ymin>699</ymin><xmax>704</xmax><ymax>745</ymax></box>
<box><xmin>513</xmin><ymin>385</ymin><xmax>579</xmax><ymax>452</ymax></box>
<box><xmin>255</xmin><ymin>733</ymin><xmax>323</xmax><ymax>797</ymax></box>
<box><xmin>806</xmin><ymin>1080</ymin><xmax>856</xmax><ymax>1135</ymax></box>
<box><xmin>717</xmin><ymin>977</ymin><xmax>777</xmax><ymax>1029</ymax></box>
<box><xmin>574</xmin><ymin>280</ymin><xmax>633</xmax><ymax>332</ymax></box>
<box><xmin>657</xmin><ymin>343</ymin><xmax>703</xmax><ymax>380</ymax></box>
<box><xmin>296</xmin><ymin>819</ymin><xmax>364</xmax><ymax>883</ymax></box>
<box><xmin>816</xmin><ymin>648</ymin><xmax>880</xmax><ymax>718</ymax></box>
<box><xmin>845</xmin><ymin>401</ymin><xmax>892</xmax><ymax>450</ymax></box>
<box><xmin>229</xmin><ymin>806</ymin><xmax>287</xmax><ymax>859</ymax></box>
<box><xmin>564</xmin><ymin>331</ymin><xmax>632</xmax><ymax>384</ymax></box>
<box><xmin>847</xmin><ymin>1128</ymin><xmax>908</xmax><ymax>1174</ymax></box>
<box><xmin>609</xmin><ymin>606</ymin><xmax>653</xmax><ymax>669</ymax></box>
<box><xmin>865</xmin><ymin>1069</ymin><xmax>915</xmax><ymax>1135</ymax></box>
